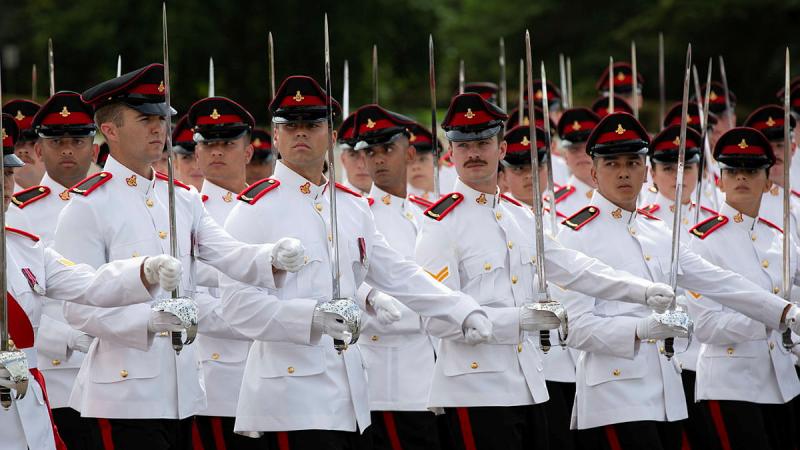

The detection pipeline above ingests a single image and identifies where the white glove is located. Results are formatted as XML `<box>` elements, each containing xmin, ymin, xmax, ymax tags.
<box><xmin>271</xmin><ymin>237</ymin><xmax>306</xmax><ymax>272</ymax></box>
<box><xmin>0</xmin><ymin>367</ymin><xmax>14</xmax><ymax>390</ymax></box>
<box><xmin>143</xmin><ymin>255</ymin><xmax>182</xmax><ymax>292</ymax></box>
<box><xmin>462</xmin><ymin>312</ymin><xmax>492</xmax><ymax>344</ymax></box>
<box><xmin>636</xmin><ymin>315</ymin><xmax>688</xmax><ymax>340</ymax></box>
<box><xmin>68</xmin><ymin>332</ymin><xmax>94</xmax><ymax>353</ymax></box>
<box><xmin>644</xmin><ymin>283</ymin><xmax>674</xmax><ymax>314</ymax></box>
<box><xmin>312</xmin><ymin>309</ymin><xmax>352</xmax><ymax>341</ymax></box>
<box><xmin>519</xmin><ymin>306</ymin><xmax>562</xmax><ymax>332</ymax></box>
<box><xmin>147</xmin><ymin>311</ymin><xmax>185</xmax><ymax>334</ymax></box>
<box><xmin>367</xmin><ymin>291</ymin><xmax>402</xmax><ymax>325</ymax></box>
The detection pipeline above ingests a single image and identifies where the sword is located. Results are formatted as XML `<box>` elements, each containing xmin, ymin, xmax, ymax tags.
<box><xmin>558</xmin><ymin>54</ymin><xmax>568</xmax><ymax>110</ymax></box>
<box><xmin>429</xmin><ymin>35</ymin><xmax>440</xmax><ymax>198</ymax></box>
<box><xmin>782</xmin><ymin>47</ymin><xmax>795</xmax><ymax>349</ymax></box>
<box><xmin>518</xmin><ymin>59</ymin><xmax>524</xmax><ymax>127</ymax></box>
<box><xmin>208</xmin><ymin>57</ymin><xmax>215</xmax><ymax>97</ymax></box>
<box><xmin>693</xmin><ymin>59</ymin><xmax>713</xmax><ymax>225</ymax></box>
<box><xmin>268</xmin><ymin>32</ymin><xmax>276</xmax><ymax>101</ymax></box>
<box><xmin>499</xmin><ymin>38</ymin><xmax>507</xmax><ymax>112</ymax></box>
<box><xmin>342</xmin><ymin>60</ymin><xmax>349</xmax><ymax>118</ymax></box>
<box><xmin>659</xmin><ymin>32</ymin><xmax>665</xmax><ymax>130</ymax></box>
<box><xmin>719</xmin><ymin>56</ymin><xmax>734</xmax><ymax>129</ymax></box>
<box><xmin>48</xmin><ymin>38</ymin><xmax>55</xmax><ymax>97</ymax></box>
<box><xmin>662</xmin><ymin>43</ymin><xmax>694</xmax><ymax>360</ymax></box>
<box><xmin>0</xmin><ymin>59</ymin><xmax>29</xmax><ymax>409</ymax></box>
<box><xmin>631</xmin><ymin>41</ymin><xmax>639</xmax><ymax>119</ymax></box>
<box><xmin>162</xmin><ymin>3</ymin><xmax>196</xmax><ymax>354</ymax></box>
<box><xmin>458</xmin><ymin>59</ymin><xmax>465</xmax><ymax>94</ymax></box>
<box><xmin>372</xmin><ymin>45</ymin><xmax>379</xmax><ymax>104</ymax></box>
<box><xmin>525</xmin><ymin>30</ymin><xmax>567</xmax><ymax>353</ymax></box>
<box><xmin>31</xmin><ymin>65</ymin><xmax>37</xmax><ymax>100</ymax></box>
<box><xmin>608</xmin><ymin>56</ymin><xmax>615</xmax><ymax>113</ymax></box>
<box><xmin>116</xmin><ymin>55</ymin><xmax>122</xmax><ymax>78</ymax></box>
<box><xmin>540</xmin><ymin>63</ymin><xmax>557</xmax><ymax>235</ymax></box>
<box><xmin>566</xmin><ymin>57</ymin><xmax>573</xmax><ymax>109</ymax></box>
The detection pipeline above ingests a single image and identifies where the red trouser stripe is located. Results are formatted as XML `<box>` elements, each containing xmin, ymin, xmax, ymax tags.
<box><xmin>455</xmin><ymin>408</ymin><xmax>477</xmax><ymax>450</ymax></box>
<box><xmin>29</xmin><ymin>369</ymin><xmax>68</xmax><ymax>450</ymax></box>
<box><xmin>681</xmin><ymin>429</ymin><xmax>691</xmax><ymax>450</ymax></box>
<box><xmin>277</xmin><ymin>431</ymin><xmax>290</xmax><ymax>450</ymax></box>
<box><xmin>708</xmin><ymin>400</ymin><xmax>733</xmax><ymax>450</ymax></box>
<box><xmin>383</xmin><ymin>411</ymin><xmax>404</xmax><ymax>450</ymax></box>
<box><xmin>210</xmin><ymin>417</ymin><xmax>227</xmax><ymax>450</ymax></box>
<box><xmin>97</xmin><ymin>419</ymin><xmax>115</xmax><ymax>450</ymax></box>
<box><xmin>191</xmin><ymin>419</ymin><xmax>205</xmax><ymax>450</ymax></box>
<box><xmin>604</xmin><ymin>425</ymin><xmax>623</xmax><ymax>450</ymax></box>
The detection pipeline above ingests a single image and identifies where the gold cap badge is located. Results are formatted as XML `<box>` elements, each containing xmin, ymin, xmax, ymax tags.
<box><xmin>252</xmin><ymin>138</ymin><xmax>262</xmax><ymax>147</ymax></box>
<box><xmin>158</xmin><ymin>81</ymin><xmax>165</xmax><ymax>93</ymax></box>
<box><xmin>616</xmin><ymin>72</ymin><xmax>626</xmax><ymax>81</ymax></box>
<box><xmin>521</xmin><ymin>136</ymin><xmax>530</xmax><ymax>147</ymax></box>
<box><xmin>709</xmin><ymin>91</ymin><xmax>718</xmax><ymax>101</ymax></box>
<box><xmin>615</xmin><ymin>124</ymin><xmax>626</xmax><ymax>135</ymax></box>
<box><xmin>766</xmin><ymin>116</ymin><xmax>776</xmax><ymax>127</ymax></box>
<box><xmin>464</xmin><ymin>108</ymin><xmax>476</xmax><ymax>119</ymax></box>
<box><xmin>672</xmin><ymin>136</ymin><xmax>681</xmax><ymax>146</ymax></box>
<box><xmin>14</xmin><ymin>110</ymin><xmax>24</xmax><ymax>121</ymax></box>
<box><xmin>366</xmin><ymin>118</ymin><xmax>376</xmax><ymax>129</ymax></box>
<box><xmin>59</xmin><ymin>106</ymin><xmax>71</xmax><ymax>117</ymax></box>
<box><xmin>1</xmin><ymin>128</ymin><xmax>6</xmax><ymax>140</ymax></box>
<box><xmin>572</xmin><ymin>120</ymin><xmax>581</xmax><ymax>131</ymax></box>
<box><xmin>738</xmin><ymin>139</ymin><xmax>748</xmax><ymax>149</ymax></box>
<box><xmin>210</xmin><ymin>109</ymin><xmax>221</xmax><ymax>120</ymax></box>
<box><xmin>293</xmin><ymin>91</ymin><xmax>304</xmax><ymax>102</ymax></box>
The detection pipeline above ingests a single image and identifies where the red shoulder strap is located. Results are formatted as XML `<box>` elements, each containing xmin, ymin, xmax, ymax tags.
<box><xmin>408</xmin><ymin>194</ymin><xmax>433</xmax><ymax>209</ymax></box>
<box><xmin>335</xmin><ymin>182</ymin><xmax>363</xmax><ymax>198</ymax></box>
<box><xmin>499</xmin><ymin>193</ymin><xmax>522</xmax><ymax>207</ymax></box>
<box><xmin>759</xmin><ymin>217</ymin><xmax>784</xmax><ymax>233</ymax></box>
<box><xmin>154</xmin><ymin>172</ymin><xmax>190</xmax><ymax>190</ymax></box>
<box><xmin>6</xmin><ymin>227</ymin><xmax>40</xmax><ymax>242</ymax></box>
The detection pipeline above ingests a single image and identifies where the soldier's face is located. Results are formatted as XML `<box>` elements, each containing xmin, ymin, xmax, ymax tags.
<box><xmin>451</xmin><ymin>135</ymin><xmax>506</xmax><ymax>186</ymax></box>
<box><xmin>340</xmin><ymin>147</ymin><xmax>371</xmax><ymax>192</ymax></box>
<box><xmin>175</xmin><ymin>153</ymin><xmax>204</xmax><ymax>190</ymax></box>
<box><xmin>103</xmin><ymin>108</ymin><xmax>167</xmax><ymax>165</ymax></box>
<box><xmin>769</xmin><ymin>140</ymin><xmax>797</xmax><ymax>185</ymax></box>
<box><xmin>36</xmin><ymin>136</ymin><xmax>96</xmax><ymax>182</ymax></box>
<box><xmin>273</xmin><ymin>122</ymin><xmax>332</xmax><ymax>174</ymax></box>
<box><xmin>500</xmin><ymin>163</ymin><xmax>538</xmax><ymax>206</ymax></box>
<box><xmin>592</xmin><ymin>153</ymin><xmax>647</xmax><ymax>210</ymax></box>
<box><xmin>3</xmin><ymin>168</ymin><xmax>15</xmax><ymax>211</ymax></box>
<box><xmin>195</xmin><ymin>136</ymin><xmax>253</xmax><ymax>184</ymax></box>
<box><xmin>364</xmin><ymin>136</ymin><xmax>413</xmax><ymax>192</ymax></box>
<box><xmin>563</xmin><ymin>143</ymin><xmax>594</xmax><ymax>186</ymax></box>
<box><xmin>650</xmin><ymin>162</ymin><xmax>698</xmax><ymax>204</ymax></box>
<box><xmin>407</xmin><ymin>152</ymin><xmax>434</xmax><ymax>191</ymax></box>
<box><xmin>719</xmin><ymin>168</ymin><xmax>770</xmax><ymax>207</ymax></box>
<box><xmin>246</xmin><ymin>158</ymin><xmax>275</xmax><ymax>185</ymax></box>
<box><xmin>13</xmin><ymin>140</ymin><xmax>45</xmax><ymax>188</ymax></box>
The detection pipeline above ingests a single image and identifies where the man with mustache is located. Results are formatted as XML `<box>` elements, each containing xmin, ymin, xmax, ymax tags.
<box><xmin>50</xmin><ymin>64</ymin><xmax>306</xmax><ymax>449</ymax></box>
<box><xmin>414</xmin><ymin>94</ymin><xmax>677</xmax><ymax>450</ymax></box>
<box><xmin>552</xmin><ymin>108</ymin><xmax>601</xmax><ymax>217</ymax></box>
<box><xmin>4</xmin><ymin>91</ymin><xmax>105</xmax><ymax>450</ymax></box>
<box><xmin>686</xmin><ymin>127</ymin><xmax>800</xmax><ymax>450</ymax></box>
<box><xmin>557</xmin><ymin>112</ymin><xmax>800</xmax><ymax>450</ymax></box>
<box><xmin>220</xmin><ymin>75</ymin><xmax>492</xmax><ymax>450</ymax></box>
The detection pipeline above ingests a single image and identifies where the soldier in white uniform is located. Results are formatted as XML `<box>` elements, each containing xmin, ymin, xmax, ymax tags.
<box><xmin>349</xmin><ymin>104</ymin><xmax>441</xmax><ymax>449</ymax></box>
<box><xmin>219</xmin><ymin>75</ymin><xmax>492</xmax><ymax>450</ymax></box>
<box><xmin>557</xmin><ymin>112</ymin><xmax>800</xmax><ymax>450</ymax></box>
<box><xmin>2</xmin><ymin>99</ymin><xmax>45</xmax><ymax>190</ymax></box>
<box><xmin>0</xmin><ymin>112</ymin><xmax>183</xmax><ymax>450</ymax></box>
<box><xmin>337</xmin><ymin>113</ymin><xmax>372</xmax><ymax>195</ymax></box>
<box><xmin>553</xmin><ymin>108</ymin><xmax>601</xmax><ymax>217</ymax></box>
<box><xmin>405</xmin><ymin>122</ymin><xmax>440</xmax><ymax>206</ymax></box>
<box><xmin>51</xmin><ymin>64</ymin><xmax>305</xmax><ymax>450</ymax></box>
<box><xmin>184</xmin><ymin>97</ymin><xmax>261</xmax><ymax>450</ymax></box>
<box><xmin>688</xmin><ymin>127</ymin><xmax>800</xmax><ymax>450</ymax></box>
<box><xmin>506</xmin><ymin>104</ymin><xmax>570</xmax><ymax>185</ymax></box>
<box><xmin>415</xmin><ymin>94</ymin><xmax>678</xmax><ymax>450</ymax></box>
<box><xmin>246</xmin><ymin>128</ymin><xmax>276</xmax><ymax>184</ymax></box>
<box><xmin>6</xmin><ymin>91</ymin><xmax>106</xmax><ymax>450</ymax></box>
<box><xmin>171</xmin><ymin>115</ymin><xmax>205</xmax><ymax>191</ymax></box>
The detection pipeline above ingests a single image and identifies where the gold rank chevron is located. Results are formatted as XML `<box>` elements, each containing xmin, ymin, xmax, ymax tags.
<box><xmin>425</xmin><ymin>266</ymin><xmax>450</xmax><ymax>282</ymax></box>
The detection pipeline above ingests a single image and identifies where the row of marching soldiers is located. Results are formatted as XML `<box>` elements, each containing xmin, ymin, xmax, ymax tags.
<box><xmin>0</xmin><ymin>57</ymin><xmax>799</xmax><ymax>450</ymax></box>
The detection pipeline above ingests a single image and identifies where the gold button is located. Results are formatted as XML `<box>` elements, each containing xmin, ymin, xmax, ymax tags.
<box><xmin>496</xmin><ymin>212</ymin><xmax>502</xmax><ymax>220</ymax></box>
<box><xmin>644</xmin><ymin>255</ymin><xmax>651</xmax><ymax>261</ymax></box>
<box><xmin>51</xmin><ymin>359</ymin><xmax>61</xmax><ymax>366</ymax></box>
<box><xmin>304</xmin><ymin>255</ymin><xmax>309</xmax><ymax>264</ymax></box>
<box><xmin>211</xmin><ymin>353</ymin><xmax>220</xmax><ymax>360</ymax></box>
<box><xmin>517</xmin><ymin>344</ymin><xmax>523</xmax><ymax>353</ymax></box>
<box><xmin>287</xmin><ymin>366</ymin><xmax>295</xmax><ymax>374</ymax></box>
<box><xmin>484</xmin><ymin>263</ymin><xmax>492</xmax><ymax>271</ymax></box>
<box><xmin>726</xmin><ymin>347</ymin><xmax>734</xmax><ymax>356</ymax></box>
<box><xmin>132</xmin><ymin>252</ymin><xmax>140</xmax><ymax>257</ymax></box>
<box><xmin>315</xmin><ymin>203</ymin><xmax>323</xmax><ymax>212</ymax></box>
<box><xmin>629</xmin><ymin>228</ymin><xmax>637</xmax><ymax>236</ymax></box>
<box><xmin>612</xmin><ymin>369</ymin><xmax>621</xmax><ymax>376</ymax></box>
<box><xmin>158</xmin><ymin>231</ymin><xmax>167</xmax><ymax>239</ymax></box>
<box><xmin>774</xmin><ymin>287</ymin><xmax>780</xmax><ymax>294</ymax></box>
<box><xmin>120</xmin><ymin>370</ymin><xmax>128</xmax><ymax>378</ymax></box>
<box><xmin>659</xmin><ymin>347</ymin><xmax>665</xmax><ymax>354</ymax></box>
<box><xmin>159</xmin><ymin>331</ymin><xmax>169</xmax><ymax>337</ymax></box>
<box><xmin>511</xmin><ymin>275</ymin><xmax>518</xmax><ymax>284</ymax></box>
<box><xmin>679</xmin><ymin>362</ymin><xmax>683</xmax><ymax>369</ymax></box>
<box><xmin>647</xmin><ymin>339</ymin><xmax>656</xmax><ymax>344</ymax></box>
<box><xmin>751</xmin><ymin>234</ymin><xmax>757</xmax><ymax>241</ymax></box>
<box><xmin>371</xmin><ymin>335</ymin><xmax>379</xmax><ymax>342</ymax></box>
<box><xmin>507</xmin><ymin>241</ymin><xmax>514</xmax><ymax>249</ymax></box>
<box><xmin>405</xmin><ymin>212</ymin><xmax>413</xmax><ymax>220</ymax></box>
<box><xmin>762</xmin><ymin>260</ymin><xmax>769</xmax><ymax>268</ymax></box>
<box><xmin>7</xmin><ymin>339</ymin><xmax>13</xmax><ymax>348</ymax></box>
<box><xmin>328</xmin><ymin>234</ymin><xmax>332</xmax><ymax>242</ymax></box>
<box><xmin>146</xmin><ymin>198</ymin><xmax>154</xmax><ymax>207</ymax></box>
<box><xmin>770</xmin><ymin>342</ymin><xmax>775</xmax><ymax>350</ymax></box>
<box><xmin>470</xmin><ymin>362</ymin><xmax>479</xmax><ymax>369</ymax></box>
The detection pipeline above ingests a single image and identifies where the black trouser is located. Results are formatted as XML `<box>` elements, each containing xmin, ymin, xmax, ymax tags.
<box><xmin>576</xmin><ymin>420</ymin><xmax>685</xmax><ymax>450</ymax></box>
<box><xmin>193</xmin><ymin>415</ymin><xmax>263</xmax><ymax>450</ymax></box>
<box><xmin>443</xmin><ymin>405</ymin><xmax>549</xmax><ymax>450</ymax></box>
<box><xmin>543</xmin><ymin>381</ymin><xmax>577</xmax><ymax>450</ymax></box>
<box><xmin>680</xmin><ymin>370</ymin><xmax>715</xmax><ymax>449</ymax></box>
<box><xmin>702</xmin><ymin>399</ymin><xmax>797</xmax><ymax>450</ymax></box>
<box><xmin>261</xmin><ymin>429</ymin><xmax>368</xmax><ymax>450</ymax></box>
<box><xmin>52</xmin><ymin>407</ymin><xmax>105</xmax><ymax>450</ymax></box>
<box><xmin>364</xmin><ymin>410</ymin><xmax>440</xmax><ymax>450</ymax></box>
<box><xmin>100</xmin><ymin>417</ymin><xmax>194</xmax><ymax>450</ymax></box>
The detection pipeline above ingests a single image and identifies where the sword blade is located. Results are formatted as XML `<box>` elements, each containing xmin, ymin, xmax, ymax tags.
<box><xmin>343</xmin><ymin>59</ymin><xmax>349</xmax><ymax>118</ymax></box>
<box><xmin>518</xmin><ymin>59</ymin><xmax>524</xmax><ymax>127</ymax></box>
<box><xmin>631</xmin><ymin>41</ymin><xmax>639</xmax><ymax>119</ymax></box>
<box><xmin>208</xmin><ymin>57</ymin><xmax>215</xmax><ymax>97</ymax></box>
<box><xmin>31</xmin><ymin>64</ymin><xmax>37</xmax><ymax>100</ymax></box>
<box><xmin>540</xmin><ymin>63</ymin><xmax>557</xmax><ymax>235</ymax></box>
<box><xmin>499</xmin><ymin>38</ymin><xmax>507</xmax><ymax>112</ymax></box>
<box><xmin>608</xmin><ymin>56</ymin><xmax>614</xmax><ymax>113</ymax></box>
<box><xmin>525</xmin><ymin>31</ymin><xmax>547</xmax><ymax>296</ymax></box>
<box><xmin>783</xmin><ymin>47</ymin><xmax>795</xmax><ymax>349</ymax></box>
<box><xmin>372</xmin><ymin>45</ymin><xmax>378</xmax><ymax>104</ymax></box>
<box><xmin>458</xmin><ymin>59</ymin><xmax>465</xmax><ymax>94</ymax></box>
<box><xmin>670</xmin><ymin>43</ymin><xmax>692</xmax><ymax>292</ymax></box>
<box><xmin>0</xmin><ymin>58</ymin><xmax>7</xmax><ymax>353</ymax></box>
<box><xmin>558</xmin><ymin>53</ymin><xmax>567</xmax><ymax>110</ymax></box>
<box><xmin>323</xmin><ymin>14</ymin><xmax>341</xmax><ymax>299</ymax></box>
<box><xmin>48</xmin><ymin>38</ymin><xmax>55</xmax><ymax>96</ymax></box>
<box><xmin>429</xmin><ymin>35</ymin><xmax>440</xmax><ymax>198</ymax></box>
<box><xmin>268</xmin><ymin>32</ymin><xmax>276</xmax><ymax>101</ymax></box>
<box><xmin>116</xmin><ymin>55</ymin><xmax>122</xmax><ymax>78</ymax></box>
<box><xmin>566</xmin><ymin>57</ymin><xmax>573</xmax><ymax>108</ymax></box>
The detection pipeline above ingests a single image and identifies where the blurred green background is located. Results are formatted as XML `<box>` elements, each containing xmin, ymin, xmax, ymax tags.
<box><xmin>1</xmin><ymin>0</ymin><xmax>799</xmax><ymax>132</ymax></box>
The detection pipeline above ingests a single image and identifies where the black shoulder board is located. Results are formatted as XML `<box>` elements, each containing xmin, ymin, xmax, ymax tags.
<box><xmin>553</xmin><ymin>185</ymin><xmax>575</xmax><ymax>204</ymax></box>
<box><xmin>562</xmin><ymin>205</ymin><xmax>600</xmax><ymax>230</ymax></box>
<box><xmin>12</xmin><ymin>185</ymin><xmax>50</xmax><ymax>209</ymax></box>
<box><xmin>424</xmin><ymin>193</ymin><xmax>463</xmax><ymax>221</ymax></box>
<box><xmin>70</xmin><ymin>172</ymin><xmax>112</xmax><ymax>196</ymax></box>
<box><xmin>689</xmin><ymin>215</ymin><xmax>728</xmax><ymax>240</ymax></box>
<box><xmin>237</xmin><ymin>178</ymin><xmax>280</xmax><ymax>204</ymax></box>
